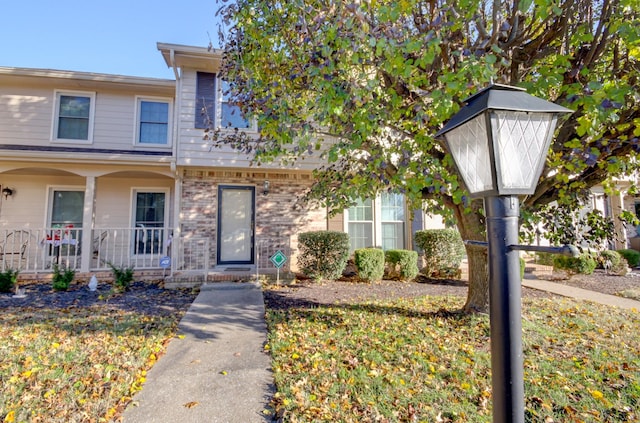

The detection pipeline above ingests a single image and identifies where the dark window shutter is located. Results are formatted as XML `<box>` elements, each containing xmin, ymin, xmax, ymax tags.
<box><xmin>195</xmin><ymin>72</ymin><xmax>216</xmax><ymax>129</ymax></box>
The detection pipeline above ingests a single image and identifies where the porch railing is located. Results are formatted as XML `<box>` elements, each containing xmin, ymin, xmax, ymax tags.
<box><xmin>0</xmin><ymin>227</ymin><xmax>172</xmax><ymax>273</ymax></box>
<box><xmin>0</xmin><ymin>228</ymin><xmax>293</xmax><ymax>276</ymax></box>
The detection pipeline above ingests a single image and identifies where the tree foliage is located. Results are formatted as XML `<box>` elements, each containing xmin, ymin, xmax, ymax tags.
<box><xmin>214</xmin><ymin>0</ymin><xmax>640</xmax><ymax>311</ymax></box>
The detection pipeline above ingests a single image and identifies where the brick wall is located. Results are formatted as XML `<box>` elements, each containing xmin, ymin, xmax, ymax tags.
<box><xmin>179</xmin><ymin>169</ymin><xmax>328</xmax><ymax>271</ymax></box>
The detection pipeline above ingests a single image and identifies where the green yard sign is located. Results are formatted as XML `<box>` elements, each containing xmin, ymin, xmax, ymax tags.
<box><xmin>270</xmin><ymin>250</ymin><xmax>287</xmax><ymax>269</ymax></box>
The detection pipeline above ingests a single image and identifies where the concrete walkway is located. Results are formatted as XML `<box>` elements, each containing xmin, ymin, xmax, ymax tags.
<box><xmin>522</xmin><ymin>277</ymin><xmax>640</xmax><ymax>309</ymax></box>
<box><xmin>122</xmin><ymin>282</ymin><xmax>274</xmax><ymax>423</ymax></box>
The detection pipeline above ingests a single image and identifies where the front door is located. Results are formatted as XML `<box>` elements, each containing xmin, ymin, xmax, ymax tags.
<box><xmin>217</xmin><ymin>186</ymin><xmax>255</xmax><ymax>265</ymax></box>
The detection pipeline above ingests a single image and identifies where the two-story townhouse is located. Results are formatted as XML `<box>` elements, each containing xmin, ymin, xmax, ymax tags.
<box><xmin>0</xmin><ymin>66</ymin><xmax>177</xmax><ymax>276</ymax></box>
<box><xmin>0</xmin><ymin>42</ymin><xmax>444</xmax><ymax>282</ymax></box>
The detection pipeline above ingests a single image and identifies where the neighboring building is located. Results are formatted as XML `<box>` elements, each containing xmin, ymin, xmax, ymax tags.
<box><xmin>0</xmin><ymin>43</ymin><xmax>439</xmax><ymax>280</ymax></box>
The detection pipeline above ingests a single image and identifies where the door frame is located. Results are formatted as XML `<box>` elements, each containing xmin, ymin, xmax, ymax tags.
<box><xmin>216</xmin><ymin>185</ymin><xmax>256</xmax><ymax>265</ymax></box>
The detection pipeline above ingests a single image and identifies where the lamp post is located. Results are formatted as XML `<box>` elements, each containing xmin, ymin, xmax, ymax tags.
<box><xmin>435</xmin><ymin>84</ymin><xmax>571</xmax><ymax>423</ymax></box>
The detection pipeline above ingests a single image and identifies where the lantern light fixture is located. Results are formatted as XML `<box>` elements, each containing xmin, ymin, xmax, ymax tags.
<box><xmin>2</xmin><ymin>187</ymin><xmax>13</xmax><ymax>199</ymax></box>
<box><xmin>435</xmin><ymin>84</ymin><xmax>572</xmax><ymax>198</ymax></box>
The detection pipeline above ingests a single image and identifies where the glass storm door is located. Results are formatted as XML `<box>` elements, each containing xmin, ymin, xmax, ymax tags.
<box><xmin>217</xmin><ymin>186</ymin><xmax>255</xmax><ymax>264</ymax></box>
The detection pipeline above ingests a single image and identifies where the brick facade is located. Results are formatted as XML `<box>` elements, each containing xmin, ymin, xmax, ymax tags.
<box><xmin>178</xmin><ymin>169</ymin><xmax>327</xmax><ymax>271</ymax></box>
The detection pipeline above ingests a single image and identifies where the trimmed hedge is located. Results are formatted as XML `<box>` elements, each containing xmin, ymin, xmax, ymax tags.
<box><xmin>384</xmin><ymin>249</ymin><xmax>419</xmax><ymax>281</ymax></box>
<box><xmin>598</xmin><ymin>250</ymin><xmax>629</xmax><ymax>275</ymax></box>
<box><xmin>617</xmin><ymin>249</ymin><xmax>640</xmax><ymax>268</ymax></box>
<box><xmin>553</xmin><ymin>254</ymin><xmax>597</xmax><ymax>277</ymax></box>
<box><xmin>414</xmin><ymin>229</ymin><xmax>465</xmax><ymax>278</ymax></box>
<box><xmin>297</xmin><ymin>231</ymin><xmax>350</xmax><ymax>281</ymax></box>
<box><xmin>535</xmin><ymin>252</ymin><xmax>556</xmax><ymax>266</ymax></box>
<box><xmin>354</xmin><ymin>248</ymin><xmax>385</xmax><ymax>282</ymax></box>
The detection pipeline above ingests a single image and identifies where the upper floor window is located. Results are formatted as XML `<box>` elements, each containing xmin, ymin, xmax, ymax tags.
<box><xmin>53</xmin><ymin>90</ymin><xmax>95</xmax><ymax>142</ymax></box>
<box><xmin>195</xmin><ymin>72</ymin><xmax>253</xmax><ymax>130</ymax></box>
<box><xmin>221</xmin><ymin>80</ymin><xmax>250</xmax><ymax>129</ymax></box>
<box><xmin>136</xmin><ymin>97</ymin><xmax>171</xmax><ymax>145</ymax></box>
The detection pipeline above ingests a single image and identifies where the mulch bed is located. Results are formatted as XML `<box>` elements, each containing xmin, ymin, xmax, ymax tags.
<box><xmin>263</xmin><ymin>276</ymin><xmax>557</xmax><ymax>311</ymax></box>
<box><xmin>2</xmin><ymin>268</ymin><xmax>638</xmax><ymax>314</ymax></box>
<box><xmin>0</xmin><ymin>280</ymin><xmax>198</xmax><ymax>316</ymax></box>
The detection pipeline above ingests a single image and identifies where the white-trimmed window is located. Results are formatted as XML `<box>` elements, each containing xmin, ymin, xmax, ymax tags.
<box><xmin>135</xmin><ymin>97</ymin><xmax>171</xmax><ymax>145</ymax></box>
<box><xmin>132</xmin><ymin>190</ymin><xmax>168</xmax><ymax>255</ymax></box>
<box><xmin>52</xmin><ymin>90</ymin><xmax>95</xmax><ymax>142</ymax></box>
<box><xmin>381</xmin><ymin>192</ymin><xmax>405</xmax><ymax>250</ymax></box>
<box><xmin>347</xmin><ymin>199</ymin><xmax>374</xmax><ymax>251</ymax></box>
<box><xmin>346</xmin><ymin>194</ymin><xmax>407</xmax><ymax>251</ymax></box>
<box><xmin>46</xmin><ymin>188</ymin><xmax>85</xmax><ymax>255</ymax></box>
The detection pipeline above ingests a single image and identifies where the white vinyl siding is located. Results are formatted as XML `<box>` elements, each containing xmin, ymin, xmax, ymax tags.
<box><xmin>0</xmin><ymin>78</ymin><xmax>173</xmax><ymax>151</ymax></box>
<box><xmin>176</xmin><ymin>71</ymin><xmax>322</xmax><ymax>169</ymax></box>
<box><xmin>52</xmin><ymin>90</ymin><xmax>95</xmax><ymax>143</ymax></box>
<box><xmin>135</xmin><ymin>97</ymin><xmax>171</xmax><ymax>145</ymax></box>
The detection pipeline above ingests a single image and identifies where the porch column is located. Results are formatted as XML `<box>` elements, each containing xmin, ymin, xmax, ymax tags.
<box><xmin>171</xmin><ymin>175</ymin><xmax>182</xmax><ymax>275</ymax></box>
<box><xmin>80</xmin><ymin>176</ymin><xmax>96</xmax><ymax>272</ymax></box>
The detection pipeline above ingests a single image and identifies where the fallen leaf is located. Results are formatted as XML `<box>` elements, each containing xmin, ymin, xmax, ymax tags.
<box><xmin>183</xmin><ymin>401</ymin><xmax>199</xmax><ymax>408</ymax></box>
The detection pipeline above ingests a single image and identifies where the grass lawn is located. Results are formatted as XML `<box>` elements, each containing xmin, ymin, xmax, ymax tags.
<box><xmin>0</xmin><ymin>307</ymin><xmax>183</xmax><ymax>423</ymax></box>
<box><xmin>266</xmin><ymin>296</ymin><xmax>640</xmax><ymax>422</ymax></box>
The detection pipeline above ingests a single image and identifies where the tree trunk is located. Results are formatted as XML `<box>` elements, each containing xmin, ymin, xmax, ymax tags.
<box><xmin>455</xmin><ymin>201</ymin><xmax>490</xmax><ymax>313</ymax></box>
<box><xmin>463</xmin><ymin>245</ymin><xmax>489</xmax><ymax>313</ymax></box>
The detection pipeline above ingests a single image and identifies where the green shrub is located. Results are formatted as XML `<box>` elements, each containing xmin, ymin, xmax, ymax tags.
<box><xmin>617</xmin><ymin>249</ymin><xmax>640</xmax><ymax>268</ymax></box>
<box><xmin>52</xmin><ymin>264</ymin><xmax>75</xmax><ymax>291</ymax></box>
<box><xmin>535</xmin><ymin>252</ymin><xmax>556</xmax><ymax>266</ymax></box>
<box><xmin>108</xmin><ymin>262</ymin><xmax>135</xmax><ymax>292</ymax></box>
<box><xmin>354</xmin><ymin>248</ymin><xmax>385</xmax><ymax>282</ymax></box>
<box><xmin>414</xmin><ymin>229</ymin><xmax>465</xmax><ymax>278</ymax></box>
<box><xmin>384</xmin><ymin>249</ymin><xmax>419</xmax><ymax>281</ymax></box>
<box><xmin>598</xmin><ymin>250</ymin><xmax>629</xmax><ymax>275</ymax></box>
<box><xmin>553</xmin><ymin>254</ymin><xmax>597</xmax><ymax>277</ymax></box>
<box><xmin>0</xmin><ymin>268</ymin><xmax>19</xmax><ymax>293</ymax></box>
<box><xmin>298</xmin><ymin>231</ymin><xmax>350</xmax><ymax>281</ymax></box>
<box><xmin>520</xmin><ymin>257</ymin><xmax>526</xmax><ymax>280</ymax></box>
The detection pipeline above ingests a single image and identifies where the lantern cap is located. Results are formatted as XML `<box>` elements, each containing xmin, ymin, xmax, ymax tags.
<box><xmin>435</xmin><ymin>84</ymin><xmax>572</xmax><ymax>138</ymax></box>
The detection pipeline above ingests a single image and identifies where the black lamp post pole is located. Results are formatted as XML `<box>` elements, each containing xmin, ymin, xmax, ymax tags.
<box><xmin>485</xmin><ymin>195</ymin><xmax>525</xmax><ymax>423</ymax></box>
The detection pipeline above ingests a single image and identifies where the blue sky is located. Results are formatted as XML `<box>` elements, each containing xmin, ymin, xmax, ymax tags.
<box><xmin>0</xmin><ymin>0</ymin><xmax>222</xmax><ymax>79</ymax></box>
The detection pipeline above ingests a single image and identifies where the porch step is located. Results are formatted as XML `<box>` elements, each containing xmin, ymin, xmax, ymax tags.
<box><xmin>163</xmin><ymin>270</ymin><xmax>295</xmax><ymax>289</ymax></box>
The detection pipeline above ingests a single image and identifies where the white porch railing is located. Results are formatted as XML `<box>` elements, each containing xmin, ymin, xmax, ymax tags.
<box><xmin>0</xmin><ymin>227</ymin><xmax>172</xmax><ymax>273</ymax></box>
<box><xmin>174</xmin><ymin>237</ymin><xmax>210</xmax><ymax>276</ymax></box>
<box><xmin>1</xmin><ymin>229</ymin><xmax>293</xmax><ymax>277</ymax></box>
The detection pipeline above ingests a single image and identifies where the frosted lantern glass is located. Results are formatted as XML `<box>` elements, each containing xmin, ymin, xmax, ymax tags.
<box><xmin>491</xmin><ymin>111</ymin><xmax>557</xmax><ymax>191</ymax></box>
<box><xmin>445</xmin><ymin>114</ymin><xmax>492</xmax><ymax>194</ymax></box>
